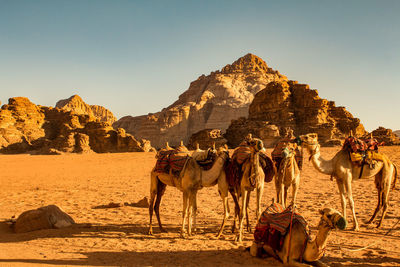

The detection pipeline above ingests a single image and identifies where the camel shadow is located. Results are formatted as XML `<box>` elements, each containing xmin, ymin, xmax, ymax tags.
<box><xmin>324</xmin><ymin>254</ymin><xmax>400</xmax><ymax>267</ymax></box>
<box><xmin>0</xmin><ymin>249</ymin><xmax>279</xmax><ymax>266</ymax></box>
<box><xmin>0</xmin><ymin>221</ymin><xmax>249</xmax><ymax>243</ymax></box>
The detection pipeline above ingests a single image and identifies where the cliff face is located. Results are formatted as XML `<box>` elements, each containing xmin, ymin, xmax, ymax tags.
<box><xmin>367</xmin><ymin>127</ymin><xmax>400</xmax><ymax>145</ymax></box>
<box><xmin>56</xmin><ymin>95</ymin><xmax>116</xmax><ymax>124</ymax></box>
<box><xmin>226</xmin><ymin>80</ymin><xmax>367</xmax><ymax>147</ymax></box>
<box><xmin>113</xmin><ymin>54</ymin><xmax>287</xmax><ymax>148</ymax></box>
<box><xmin>0</xmin><ymin>97</ymin><xmax>152</xmax><ymax>154</ymax></box>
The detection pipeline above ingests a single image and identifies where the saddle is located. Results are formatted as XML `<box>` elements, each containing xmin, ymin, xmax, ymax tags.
<box><xmin>225</xmin><ymin>141</ymin><xmax>275</xmax><ymax>188</ymax></box>
<box><xmin>155</xmin><ymin>147</ymin><xmax>190</xmax><ymax>177</ymax></box>
<box><xmin>343</xmin><ymin>136</ymin><xmax>384</xmax><ymax>178</ymax></box>
<box><xmin>254</xmin><ymin>203</ymin><xmax>308</xmax><ymax>253</ymax></box>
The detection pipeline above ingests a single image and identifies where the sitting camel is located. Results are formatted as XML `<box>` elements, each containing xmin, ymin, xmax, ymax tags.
<box><xmin>148</xmin><ymin>144</ymin><xmax>229</xmax><ymax>237</ymax></box>
<box><xmin>250</xmin><ymin>206</ymin><xmax>347</xmax><ymax>266</ymax></box>
<box><xmin>275</xmin><ymin>142</ymin><xmax>301</xmax><ymax>208</ymax></box>
<box><xmin>300</xmin><ymin>133</ymin><xmax>398</xmax><ymax>230</ymax></box>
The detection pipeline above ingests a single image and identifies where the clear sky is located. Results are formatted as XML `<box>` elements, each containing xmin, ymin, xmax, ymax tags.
<box><xmin>0</xmin><ymin>0</ymin><xmax>399</xmax><ymax>131</ymax></box>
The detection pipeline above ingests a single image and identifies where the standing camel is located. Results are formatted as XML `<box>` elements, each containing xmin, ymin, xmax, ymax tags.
<box><xmin>300</xmin><ymin>133</ymin><xmax>398</xmax><ymax>230</ymax></box>
<box><xmin>275</xmin><ymin>144</ymin><xmax>301</xmax><ymax>208</ymax></box>
<box><xmin>235</xmin><ymin>138</ymin><xmax>266</xmax><ymax>242</ymax></box>
<box><xmin>148</xmin><ymin>146</ymin><xmax>229</xmax><ymax>237</ymax></box>
<box><xmin>250</xmin><ymin>207</ymin><xmax>347</xmax><ymax>266</ymax></box>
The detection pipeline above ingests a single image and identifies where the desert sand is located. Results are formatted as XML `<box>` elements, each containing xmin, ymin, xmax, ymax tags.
<box><xmin>0</xmin><ymin>147</ymin><xmax>399</xmax><ymax>266</ymax></box>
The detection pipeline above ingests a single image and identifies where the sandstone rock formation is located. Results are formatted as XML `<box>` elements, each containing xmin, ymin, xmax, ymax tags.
<box><xmin>367</xmin><ymin>127</ymin><xmax>400</xmax><ymax>145</ymax></box>
<box><xmin>226</xmin><ymin>80</ymin><xmax>367</xmax><ymax>147</ymax></box>
<box><xmin>14</xmin><ymin>205</ymin><xmax>75</xmax><ymax>233</ymax></box>
<box><xmin>56</xmin><ymin>95</ymin><xmax>116</xmax><ymax>124</ymax></box>
<box><xmin>0</xmin><ymin>97</ymin><xmax>153</xmax><ymax>154</ymax></box>
<box><xmin>113</xmin><ymin>53</ymin><xmax>287</xmax><ymax>148</ymax></box>
<box><xmin>187</xmin><ymin>129</ymin><xmax>227</xmax><ymax>150</ymax></box>
<box><xmin>394</xmin><ymin>130</ymin><xmax>400</xmax><ymax>138</ymax></box>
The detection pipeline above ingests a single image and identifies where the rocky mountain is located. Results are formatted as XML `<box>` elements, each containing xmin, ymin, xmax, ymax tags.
<box><xmin>0</xmin><ymin>97</ymin><xmax>153</xmax><ymax>154</ymax></box>
<box><xmin>56</xmin><ymin>95</ymin><xmax>116</xmax><ymax>124</ymax></box>
<box><xmin>187</xmin><ymin>129</ymin><xmax>227</xmax><ymax>150</ymax></box>
<box><xmin>367</xmin><ymin>127</ymin><xmax>400</xmax><ymax>145</ymax></box>
<box><xmin>113</xmin><ymin>53</ymin><xmax>287</xmax><ymax>148</ymax></box>
<box><xmin>394</xmin><ymin>130</ymin><xmax>400</xmax><ymax>138</ymax></box>
<box><xmin>225</xmin><ymin>80</ymin><xmax>367</xmax><ymax>147</ymax></box>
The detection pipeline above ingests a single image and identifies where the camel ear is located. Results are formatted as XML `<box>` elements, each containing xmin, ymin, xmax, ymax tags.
<box><xmin>224</xmin><ymin>144</ymin><xmax>228</xmax><ymax>150</ymax></box>
<box><xmin>196</xmin><ymin>143</ymin><xmax>200</xmax><ymax>150</ymax></box>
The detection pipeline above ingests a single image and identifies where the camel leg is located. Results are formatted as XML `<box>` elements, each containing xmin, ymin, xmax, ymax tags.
<box><xmin>367</xmin><ymin>188</ymin><xmax>382</xmax><ymax>224</ymax></box>
<box><xmin>291</xmin><ymin>182</ymin><xmax>299</xmax><ymax>206</ymax></box>
<box><xmin>154</xmin><ymin>180</ymin><xmax>167</xmax><ymax>233</ymax></box>
<box><xmin>284</xmin><ymin>185</ymin><xmax>289</xmax><ymax>208</ymax></box>
<box><xmin>256</xmin><ymin>181</ymin><xmax>264</xmax><ymax>222</ymax></box>
<box><xmin>229</xmin><ymin>189</ymin><xmax>240</xmax><ymax>233</ymax></box>
<box><xmin>191</xmin><ymin>190</ymin><xmax>198</xmax><ymax>234</ymax></box>
<box><xmin>336</xmin><ymin>179</ymin><xmax>347</xmax><ymax>224</ymax></box>
<box><xmin>377</xmin><ymin>166</ymin><xmax>393</xmax><ymax>228</ymax></box>
<box><xmin>345</xmin><ymin>178</ymin><xmax>359</xmax><ymax>231</ymax></box>
<box><xmin>236</xmin><ymin>189</ymin><xmax>248</xmax><ymax>242</ymax></box>
<box><xmin>187</xmin><ymin>190</ymin><xmax>196</xmax><ymax>236</ymax></box>
<box><xmin>148</xmin><ymin>172</ymin><xmax>158</xmax><ymax>235</ymax></box>
<box><xmin>216</xmin><ymin>194</ymin><xmax>229</xmax><ymax>238</ymax></box>
<box><xmin>246</xmin><ymin>191</ymin><xmax>251</xmax><ymax>233</ymax></box>
<box><xmin>279</xmin><ymin>183</ymin><xmax>285</xmax><ymax>208</ymax></box>
<box><xmin>181</xmin><ymin>191</ymin><xmax>189</xmax><ymax>237</ymax></box>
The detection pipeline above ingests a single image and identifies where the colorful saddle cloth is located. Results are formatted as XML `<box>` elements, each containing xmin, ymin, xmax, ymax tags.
<box><xmin>343</xmin><ymin>137</ymin><xmax>384</xmax><ymax>165</ymax></box>
<box><xmin>226</xmin><ymin>142</ymin><xmax>275</xmax><ymax>187</ymax></box>
<box><xmin>254</xmin><ymin>203</ymin><xmax>308</xmax><ymax>252</ymax></box>
<box><xmin>154</xmin><ymin>147</ymin><xmax>190</xmax><ymax>177</ymax></box>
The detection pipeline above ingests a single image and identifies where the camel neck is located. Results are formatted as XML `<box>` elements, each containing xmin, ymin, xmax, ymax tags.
<box><xmin>309</xmin><ymin>145</ymin><xmax>333</xmax><ymax>176</ymax></box>
<box><xmin>304</xmin><ymin>222</ymin><xmax>331</xmax><ymax>262</ymax></box>
<box><xmin>201</xmin><ymin>156</ymin><xmax>225</xmax><ymax>187</ymax></box>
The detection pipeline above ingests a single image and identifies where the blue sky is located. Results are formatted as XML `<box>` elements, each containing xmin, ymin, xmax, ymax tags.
<box><xmin>0</xmin><ymin>0</ymin><xmax>399</xmax><ymax>131</ymax></box>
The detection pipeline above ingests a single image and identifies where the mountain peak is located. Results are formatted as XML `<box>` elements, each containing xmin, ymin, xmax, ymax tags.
<box><xmin>221</xmin><ymin>53</ymin><xmax>272</xmax><ymax>74</ymax></box>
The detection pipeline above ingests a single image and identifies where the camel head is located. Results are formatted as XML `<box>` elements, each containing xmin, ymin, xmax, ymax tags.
<box><xmin>318</xmin><ymin>208</ymin><xmax>347</xmax><ymax>230</ymax></box>
<box><xmin>300</xmin><ymin>133</ymin><xmax>319</xmax><ymax>151</ymax></box>
<box><xmin>216</xmin><ymin>145</ymin><xmax>230</xmax><ymax>162</ymax></box>
<box><xmin>248</xmin><ymin>138</ymin><xmax>264</xmax><ymax>152</ymax></box>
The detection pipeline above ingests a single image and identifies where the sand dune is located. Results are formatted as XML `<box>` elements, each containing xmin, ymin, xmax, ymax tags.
<box><xmin>0</xmin><ymin>147</ymin><xmax>399</xmax><ymax>266</ymax></box>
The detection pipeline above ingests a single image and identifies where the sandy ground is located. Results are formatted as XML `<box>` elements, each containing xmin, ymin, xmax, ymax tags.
<box><xmin>0</xmin><ymin>147</ymin><xmax>399</xmax><ymax>267</ymax></box>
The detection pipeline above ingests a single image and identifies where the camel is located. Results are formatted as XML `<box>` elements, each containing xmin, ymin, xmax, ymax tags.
<box><xmin>148</xmin><ymin>145</ymin><xmax>229</xmax><ymax>237</ymax></box>
<box><xmin>250</xmin><ymin>207</ymin><xmax>347</xmax><ymax>267</ymax></box>
<box><xmin>300</xmin><ymin>133</ymin><xmax>398</xmax><ymax>230</ymax></box>
<box><xmin>235</xmin><ymin>138</ymin><xmax>266</xmax><ymax>242</ymax></box>
<box><xmin>275</xmin><ymin>143</ymin><xmax>301</xmax><ymax>208</ymax></box>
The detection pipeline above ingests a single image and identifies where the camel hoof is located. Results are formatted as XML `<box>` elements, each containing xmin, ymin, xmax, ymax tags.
<box><xmin>148</xmin><ymin>229</ymin><xmax>153</xmax><ymax>235</ymax></box>
<box><xmin>352</xmin><ymin>226</ymin><xmax>360</xmax><ymax>231</ymax></box>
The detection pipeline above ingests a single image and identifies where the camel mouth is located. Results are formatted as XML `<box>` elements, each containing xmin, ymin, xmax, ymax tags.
<box><xmin>335</xmin><ymin>217</ymin><xmax>347</xmax><ymax>230</ymax></box>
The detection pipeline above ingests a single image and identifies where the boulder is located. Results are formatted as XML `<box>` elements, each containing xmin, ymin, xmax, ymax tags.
<box><xmin>14</xmin><ymin>205</ymin><xmax>75</xmax><ymax>233</ymax></box>
<box><xmin>367</xmin><ymin>127</ymin><xmax>400</xmax><ymax>145</ymax></box>
<box><xmin>187</xmin><ymin>129</ymin><xmax>227</xmax><ymax>150</ymax></box>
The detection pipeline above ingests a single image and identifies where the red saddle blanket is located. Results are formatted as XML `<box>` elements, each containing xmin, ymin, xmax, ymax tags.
<box><xmin>154</xmin><ymin>148</ymin><xmax>190</xmax><ymax>177</ymax></box>
<box><xmin>226</xmin><ymin>146</ymin><xmax>275</xmax><ymax>188</ymax></box>
<box><xmin>343</xmin><ymin>136</ymin><xmax>381</xmax><ymax>153</ymax></box>
<box><xmin>254</xmin><ymin>203</ymin><xmax>308</xmax><ymax>251</ymax></box>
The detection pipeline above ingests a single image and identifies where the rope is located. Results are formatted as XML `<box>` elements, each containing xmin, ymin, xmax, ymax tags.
<box><xmin>286</xmin><ymin>204</ymin><xmax>296</xmax><ymax>262</ymax></box>
<box><xmin>338</xmin><ymin>217</ymin><xmax>400</xmax><ymax>252</ymax></box>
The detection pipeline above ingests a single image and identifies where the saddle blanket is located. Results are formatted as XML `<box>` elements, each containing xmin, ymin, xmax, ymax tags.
<box><xmin>254</xmin><ymin>203</ymin><xmax>308</xmax><ymax>251</ymax></box>
<box><xmin>154</xmin><ymin>147</ymin><xmax>190</xmax><ymax>177</ymax></box>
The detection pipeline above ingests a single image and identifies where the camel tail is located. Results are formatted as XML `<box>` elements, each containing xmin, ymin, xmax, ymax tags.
<box><xmin>392</xmin><ymin>163</ymin><xmax>398</xmax><ymax>190</ymax></box>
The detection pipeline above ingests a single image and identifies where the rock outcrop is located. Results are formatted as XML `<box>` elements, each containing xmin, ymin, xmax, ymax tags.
<box><xmin>56</xmin><ymin>95</ymin><xmax>116</xmax><ymax>124</ymax></box>
<box><xmin>0</xmin><ymin>97</ymin><xmax>153</xmax><ymax>154</ymax></box>
<box><xmin>187</xmin><ymin>129</ymin><xmax>227</xmax><ymax>150</ymax></box>
<box><xmin>113</xmin><ymin>53</ymin><xmax>287</xmax><ymax>148</ymax></box>
<box><xmin>14</xmin><ymin>205</ymin><xmax>75</xmax><ymax>233</ymax></box>
<box><xmin>225</xmin><ymin>80</ymin><xmax>367</xmax><ymax>147</ymax></box>
<box><xmin>394</xmin><ymin>130</ymin><xmax>400</xmax><ymax>138</ymax></box>
<box><xmin>367</xmin><ymin>127</ymin><xmax>400</xmax><ymax>145</ymax></box>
